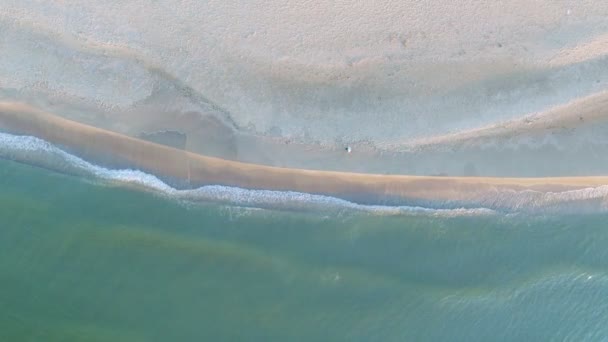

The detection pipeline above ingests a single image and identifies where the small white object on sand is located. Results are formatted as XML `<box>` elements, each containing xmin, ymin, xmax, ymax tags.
<box><xmin>346</xmin><ymin>146</ymin><xmax>352</xmax><ymax>153</ymax></box>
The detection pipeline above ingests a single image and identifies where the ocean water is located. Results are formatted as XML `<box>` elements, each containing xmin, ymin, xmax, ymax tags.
<box><xmin>2</xmin><ymin>152</ymin><xmax>608</xmax><ymax>341</ymax></box>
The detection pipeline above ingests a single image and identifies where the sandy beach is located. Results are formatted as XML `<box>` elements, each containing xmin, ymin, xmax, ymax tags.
<box><xmin>5</xmin><ymin>3</ymin><xmax>608</xmax><ymax>341</ymax></box>
<box><xmin>2</xmin><ymin>101</ymin><xmax>608</xmax><ymax>208</ymax></box>
<box><xmin>2</xmin><ymin>2</ymin><xmax>608</xmax><ymax>177</ymax></box>
<box><xmin>1</xmin><ymin>1</ymin><xmax>608</xmax><ymax>203</ymax></box>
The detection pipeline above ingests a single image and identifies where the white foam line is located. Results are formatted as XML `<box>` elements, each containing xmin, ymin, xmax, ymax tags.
<box><xmin>0</xmin><ymin>132</ymin><xmax>498</xmax><ymax>217</ymax></box>
<box><xmin>1</xmin><ymin>131</ymin><xmax>607</xmax><ymax>215</ymax></box>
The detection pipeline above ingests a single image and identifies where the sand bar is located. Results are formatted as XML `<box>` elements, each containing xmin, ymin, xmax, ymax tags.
<box><xmin>1</xmin><ymin>102</ymin><xmax>608</xmax><ymax>206</ymax></box>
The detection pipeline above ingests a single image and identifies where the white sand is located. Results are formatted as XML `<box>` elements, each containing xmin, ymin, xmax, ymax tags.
<box><xmin>2</xmin><ymin>102</ymin><xmax>608</xmax><ymax>209</ymax></box>
<box><xmin>1</xmin><ymin>2</ymin><xmax>608</xmax><ymax>175</ymax></box>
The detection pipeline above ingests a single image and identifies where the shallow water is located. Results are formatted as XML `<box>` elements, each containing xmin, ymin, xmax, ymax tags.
<box><xmin>2</xmin><ymin>158</ymin><xmax>608</xmax><ymax>341</ymax></box>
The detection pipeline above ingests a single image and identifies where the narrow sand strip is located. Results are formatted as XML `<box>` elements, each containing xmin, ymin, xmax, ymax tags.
<box><xmin>1</xmin><ymin>101</ymin><xmax>608</xmax><ymax>205</ymax></box>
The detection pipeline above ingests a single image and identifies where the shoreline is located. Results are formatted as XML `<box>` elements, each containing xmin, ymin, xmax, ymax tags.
<box><xmin>2</xmin><ymin>101</ymin><xmax>608</xmax><ymax>206</ymax></box>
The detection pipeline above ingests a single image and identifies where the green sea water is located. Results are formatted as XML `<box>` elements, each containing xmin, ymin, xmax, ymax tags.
<box><xmin>2</xmin><ymin>158</ymin><xmax>608</xmax><ymax>341</ymax></box>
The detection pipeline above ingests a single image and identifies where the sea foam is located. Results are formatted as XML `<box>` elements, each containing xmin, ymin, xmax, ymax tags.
<box><xmin>0</xmin><ymin>131</ymin><xmax>607</xmax><ymax>216</ymax></box>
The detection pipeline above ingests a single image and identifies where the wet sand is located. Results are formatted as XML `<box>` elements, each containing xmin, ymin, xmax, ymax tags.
<box><xmin>2</xmin><ymin>102</ymin><xmax>608</xmax><ymax>206</ymax></box>
<box><xmin>3</xmin><ymin>2</ymin><xmax>608</xmax><ymax>177</ymax></box>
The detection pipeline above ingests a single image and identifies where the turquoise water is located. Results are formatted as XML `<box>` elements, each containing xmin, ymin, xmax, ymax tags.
<box><xmin>2</xmin><ymin>157</ymin><xmax>608</xmax><ymax>341</ymax></box>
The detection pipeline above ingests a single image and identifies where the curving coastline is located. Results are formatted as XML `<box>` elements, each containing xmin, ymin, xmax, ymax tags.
<box><xmin>2</xmin><ymin>101</ymin><xmax>608</xmax><ymax>208</ymax></box>
<box><xmin>394</xmin><ymin>90</ymin><xmax>608</xmax><ymax>151</ymax></box>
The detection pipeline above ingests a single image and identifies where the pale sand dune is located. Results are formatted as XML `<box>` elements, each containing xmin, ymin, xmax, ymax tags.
<box><xmin>2</xmin><ymin>102</ymin><xmax>608</xmax><ymax>206</ymax></box>
<box><xmin>3</xmin><ymin>1</ymin><xmax>608</xmax><ymax>153</ymax></box>
<box><xmin>548</xmin><ymin>33</ymin><xmax>608</xmax><ymax>67</ymax></box>
<box><xmin>395</xmin><ymin>90</ymin><xmax>608</xmax><ymax>151</ymax></box>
